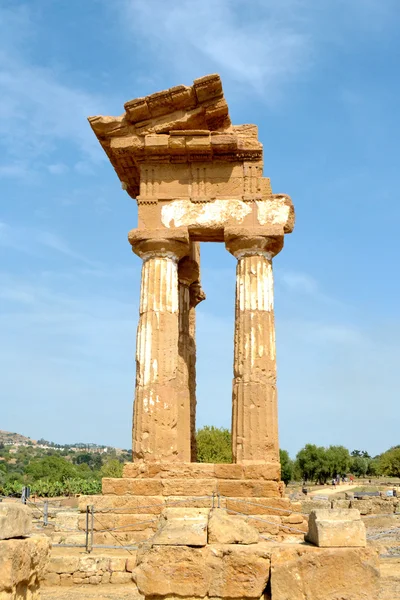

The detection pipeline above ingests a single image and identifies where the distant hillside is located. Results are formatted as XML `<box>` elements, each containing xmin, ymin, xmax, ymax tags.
<box><xmin>0</xmin><ymin>430</ymin><xmax>127</xmax><ymax>453</ymax></box>
<box><xmin>0</xmin><ymin>430</ymin><xmax>36</xmax><ymax>445</ymax></box>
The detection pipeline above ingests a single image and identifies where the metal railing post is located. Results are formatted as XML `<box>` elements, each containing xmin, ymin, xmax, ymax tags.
<box><xmin>90</xmin><ymin>505</ymin><xmax>94</xmax><ymax>553</ymax></box>
<box><xmin>43</xmin><ymin>501</ymin><xmax>48</xmax><ymax>527</ymax></box>
<box><xmin>85</xmin><ymin>505</ymin><xmax>90</xmax><ymax>553</ymax></box>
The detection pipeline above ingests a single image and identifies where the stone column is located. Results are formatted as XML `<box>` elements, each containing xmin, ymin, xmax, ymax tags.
<box><xmin>129</xmin><ymin>229</ymin><xmax>189</xmax><ymax>462</ymax></box>
<box><xmin>226</xmin><ymin>230</ymin><xmax>283</xmax><ymax>464</ymax></box>
<box><xmin>177</xmin><ymin>242</ymin><xmax>205</xmax><ymax>462</ymax></box>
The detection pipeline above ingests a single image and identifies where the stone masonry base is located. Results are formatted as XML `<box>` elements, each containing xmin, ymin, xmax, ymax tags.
<box><xmin>77</xmin><ymin>463</ymin><xmax>308</xmax><ymax>544</ymax></box>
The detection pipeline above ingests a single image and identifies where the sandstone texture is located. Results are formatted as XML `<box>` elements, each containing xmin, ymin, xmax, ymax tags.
<box><xmin>270</xmin><ymin>545</ymin><xmax>380</xmax><ymax>600</ymax></box>
<box><xmin>122</xmin><ymin>461</ymin><xmax>281</xmax><ymax>480</ymax></box>
<box><xmin>0</xmin><ymin>536</ymin><xmax>50</xmax><ymax>598</ymax></box>
<box><xmin>306</xmin><ymin>509</ymin><xmax>367</xmax><ymax>547</ymax></box>
<box><xmin>89</xmin><ymin>73</ymin><xmax>294</xmax><ymax>465</ymax></box>
<box><xmin>152</xmin><ymin>508</ymin><xmax>209</xmax><ymax>546</ymax></box>
<box><xmin>133</xmin><ymin>543</ymin><xmax>271</xmax><ymax>598</ymax></box>
<box><xmin>208</xmin><ymin>508</ymin><xmax>259</xmax><ymax>544</ymax></box>
<box><xmin>0</xmin><ymin>503</ymin><xmax>32</xmax><ymax>540</ymax></box>
<box><xmin>44</xmin><ymin>550</ymin><xmax>138</xmax><ymax>587</ymax></box>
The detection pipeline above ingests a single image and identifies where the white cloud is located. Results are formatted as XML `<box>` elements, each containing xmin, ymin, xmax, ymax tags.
<box><xmin>0</xmin><ymin>271</ymin><xmax>137</xmax><ymax>447</ymax></box>
<box><xmin>118</xmin><ymin>0</ymin><xmax>312</xmax><ymax>96</ymax></box>
<box><xmin>0</xmin><ymin>5</ymin><xmax>108</xmax><ymax>176</ymax></box>
<box><xmin>0</xmin><ymin>162</ymin><xmax>33</xmax><ymax>180</ymax></box>
<box><xmin>280</xmin><ymin>271</ymin><xmax>319</xmax><ymax>294</ymax></box>
<box><xmin>0</xmin><ymin>220</ymin><xmax>99</xmax><ymax>267</ymax></box>
<box><xmin>47</xmin><ymin>163</ymin><xmax>69</xmax><ymax>175</ymax></box>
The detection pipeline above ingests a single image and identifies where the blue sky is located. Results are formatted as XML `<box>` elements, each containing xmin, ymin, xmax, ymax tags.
<box><xmin>1</xmin><ymin>0</ymin><xmax>399</xmax><ymax>457</ymax></box>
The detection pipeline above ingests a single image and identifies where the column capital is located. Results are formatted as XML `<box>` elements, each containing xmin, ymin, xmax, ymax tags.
<box><xmin>128</xmin><ymin>227</ymin><xmax>190</xmax><ymax>261</ymax></box>
<box><xmin>178</xmin><ymin>256</ymin><xmax>200</xmax><ymax>285</ymax></box>
<box><xmin>224</xmin><ymin>226</ymin><xmax>283</xmax><ymax>259</ymax></box>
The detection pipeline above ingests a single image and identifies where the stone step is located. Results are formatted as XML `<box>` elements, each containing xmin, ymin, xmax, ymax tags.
<box><xmin>79</xmin><ymin>494</ymin><xmax>294</xmax><ymax>515</ymax></box>
<box><xmin>102</xmin><ymin>477</ymin><xmax>282</xmax><ymax>497</ymax></box>
<box><xmin>122</xmin><ymin>461</ymin><xmax>280</xmax><ymax>481</ymax></box>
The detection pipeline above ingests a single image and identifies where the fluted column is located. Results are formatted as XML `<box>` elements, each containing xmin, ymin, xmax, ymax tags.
<box><xmin>226</xmin><ymin>231</ymin><xmax>283</xmax><ymax>464</ymax></box>
<box><xmin>177</xmin><ymin>242</ymin><xmax>205</xmax><ymax>462</ymax></box>
<box><xmin>129</xmin><ymin>229</ymin><xmax>189</xmax><ymax>462</ymax></box>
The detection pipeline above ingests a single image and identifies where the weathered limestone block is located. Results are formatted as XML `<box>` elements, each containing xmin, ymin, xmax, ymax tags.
<box><xmin>217</xmin><ymin>479</ymin><xmax>281</xmax><ymax>498</ymax></box>
<box><xmin>270</xmin><ymin>546</ymin><xmax>380</xmax><ymax>600</ymax></box>
<box><xmin>214</xmin><ymin>464</ymin><xmax>244</xmax><ymax>479</ymax></box>
<box><xmin>152</xmin><ymin>508</ymin><xmax>209</xmax><ymax>546</ymax></box>
<box><xmin>306</xmin><ymin>509</ymin><xmax>367</xmax><ymax>547</ymax></box>
<box><xmin>247</xmin><ymin>515</ymin><xmax>282</xmax><ymax>536</ymax></box>
<box><xmin>121</xmin><ymin>461</ymin><xmax>281</xmax><ymax>481</ymax></box>
<box><xmin>161</xmin><ymin>478</ymin><xmax>217</xmax><ymax>496</ymax></box>
<box><xmin>43</xmin><ymin>571</ymin><xmax>60</xmax><ymax>586</ymax></box>
<box><xmin>47</xmin><ymin>556</ymin><xmax>80</xmax><ymax>574</ymax></box>
<box><xmin>78</xmin><ymin>555</ymin><xmax>110</xmax><ymax>575</ymax></box>
<box><xmin>110</xmin><ymin>572</ymin><xmax>133</xmax><ymax>584</ymax></box>
<box><xmin>331</xmin><ymin>498</ymin><xmax>351</xmax><ymax>509</ymax></box>
<box><xmin>301</xmin><ymin>498</ymin><xmax>331</xmax><ymax>514</ymax></box>
<box><xmin>243</xmin><ymin>463</ymin><xmax>281</xmax><ymax>481</ymax></box>
<box><xmin>0</xmin><ymin>536</ymin><xmax>50</xmax><ymax>595</ymax></box>
<box><xmin>54</xmin><ymin>511</ymin><xmax>79</xmax><ymax>532</ymax></box>
<box><xmin>134</xmin><ymin>546</ymin><xmax>210</xmax><ymax>597</ymax></box>
<box><xmin>102</xmin><ymin>478</ymin><xmax>162</xmax><ymax>495</ymax></box>
<box><xmin>109</xmin><ymin>557</ymin><xmax>127</xmax><ymax>572</ymax></box>
<box><xmin>133</xmin><ymin>543</ymin><xmax>271</xmax><ymax>598</ymax></box>
<box><xmin>78</xmin><ymin>513</ymin><xmax>158</xmax><ymax>533</ymax></box>
<box><xmin>51</xmin><ymin>532</ymin><xmax>86</xmax><ymax>547</ymax></box>
<box><xmin>350</xmin><ymin>498</ymin><xmax>372</xmax><ymax>515</ymax></box>
<box><xmin>208</xmin><ymin>508</ymin><xmax>259</xmax><ymax>544</ymax></box>
<box><xmin>123</xmin><ymin>462</ymin><xmax>216</xmax><ymax>479</ymax></box>
<box><xmin>78</xmin><ymin>494</ymin><xmax>165</xmax><ymax>514</ymax></box>
<box><xmin>282</xmin><ymin>513</ymin><xmax>304</xmax><ymax>525</ymax></box>
<box><xmin>0</xmin><ymin>503</ymin><xmax>32</xmax><ymax>540</ymax></box>
<box><xmin>225</xmin><ymin>496</ymin><xmax>292</xmax><ymax>516</ymax></box>
<box><xmin>207</xmin><ymin>544</ymin><xmax>271</xmax><ymax>598</ymax></box>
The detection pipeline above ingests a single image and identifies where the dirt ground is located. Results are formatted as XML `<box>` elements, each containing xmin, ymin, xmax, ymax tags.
<box><xmin>41</xmin><ymin>585</ymin><xmax>142</xmax><ymax>599</ymax></box>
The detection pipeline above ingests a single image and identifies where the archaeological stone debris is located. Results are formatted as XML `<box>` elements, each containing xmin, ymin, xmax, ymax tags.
<box><xmin>0</xmin><ymin>503</ymin><xmax>50</xmax><ymax>599</ymax></box>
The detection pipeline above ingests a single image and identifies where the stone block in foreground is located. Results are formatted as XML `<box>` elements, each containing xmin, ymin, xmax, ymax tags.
<box><xmin>152</xmin><ymin>508</ymin><xmax>209</xmax><ymax>546</ymax></box>
<box><xmin>133</xmin><ymin>543</ymin><xmax>271</xmax><ymax>598</ymax></box>
<box><xmin>271</xmin><ymin>545</ymin><xmax>380</xmax><ymax>600</ymax></box>
<box><xmin>305</xmin><ymin>509</ymin><xmax>366</xmax><ymax>547</ymax></box>
<box><xmin>0</xmin><ymin>503</ymin><xmax>32</xmax><ymax>540</ymax></box>
<box><xmin>0</xmin><ymin>536</ymin><xmax>51</xmax><ymax>596</ymax></box>
<box><xmin>208</xmin><ymin>508</ymin><xmax>259</xmax><ymax>544</ymax></box>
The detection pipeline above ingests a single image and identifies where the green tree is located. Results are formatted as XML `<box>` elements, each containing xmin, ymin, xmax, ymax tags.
<box><xmin>279</xmin><ymin>449</ymin><xmax>293</xmax><ymax>485</ymax></box>
<box><xmin>25</xmin><ymin>455</ymin><xmax>77</xmax><ymax>483</ymax></box>
<box><xmin>351</xmin><ymin>450</ymin><xmax>371</xmax><ymax>459</ymax></box>
<box><xmin>196</xmin><ymin>426</ymin><xmax>232</xmax><ymax>463</ymax></box>
<box><xmin>295</xmin><ymin>444</ymin><xmax>330</xmax><ymax>484</ymax></box>
<box><xmin>350</xmin><ymin>456</ymin><xmax>369</xmax><ymax>477</ymax></box>
<box><xmin>326</xmin><ymin>445</ymin><xmax>351</xmax><ymax>477</ymax></box>
<box><xmin>100</xmin><ymin>459</ymin><xmax>123</xmax><ymax>478</ymax></box>
<box><xmin>378</xmin><ymin>447</ymin><xmax>400</xmax><ymax>477</ymax></box>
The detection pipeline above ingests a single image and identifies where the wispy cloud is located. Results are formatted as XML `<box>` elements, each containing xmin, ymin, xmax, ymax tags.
<box><xmin>117</xmin><ymin>0</ymin><xmax>312</xmax><ymax>96</ymax></box>
<box><xmin>0</xmin><ymin>270</ymin><xmax>136</xmax><ymax>446</ymax></box>
<box><xmin>0</xmin><ymin>220</ymin><xmax>98</xmax><ymax>267</ymax></box>
<box><xmin>280</xmin><ymin>271</ymin><xmax>318</xmax><ymax>295</ymax></box>
<box><xmin>0</xmin><ymin>5</ymin><xmax>107</xmax><ymax>177</ymax></box>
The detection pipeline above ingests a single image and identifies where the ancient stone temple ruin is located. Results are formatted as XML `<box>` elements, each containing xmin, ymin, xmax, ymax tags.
<box><xmin>89</xmin><ymin>74</ymin><xmax>294</xmax><ymax>479</ymax></box>
<box><xmin>80</xmin><ymin>76</ymin><xmax>381</xmax><ymax>600</ymax></box>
